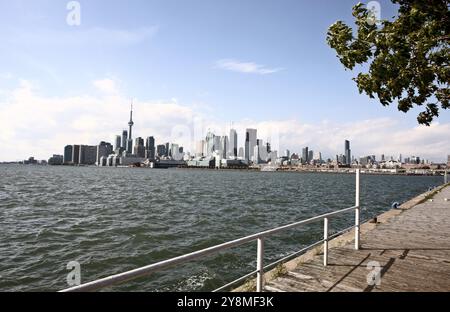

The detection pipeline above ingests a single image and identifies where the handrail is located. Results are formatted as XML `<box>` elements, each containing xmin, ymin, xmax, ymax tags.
<box><xmin>60</xmin><ymin>169</ymin><xmax>361</xmax><ymax>292</ymax></box>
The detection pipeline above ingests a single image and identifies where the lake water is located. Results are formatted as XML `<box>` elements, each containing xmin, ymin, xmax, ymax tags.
<box><xmin>0</xmin><ymin>165</ymin><xmax>443</xmax><ymax>291</ymax></box>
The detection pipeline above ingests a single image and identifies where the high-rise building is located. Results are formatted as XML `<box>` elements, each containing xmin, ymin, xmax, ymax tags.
<box><xmin>345</xmin><ymin>140</ymin><xmax>351</xmax><ymax>165</ymax></box>
<box><xmin>72</xmin><ymin>145</ymin><xmax>80</xmax><ymax>165</ymax></box>
<box><xmin>245</xmin><ymin>128</ymin><xmax>257</xmax><ymax>161</ymax></box>
<box><xmin>97</xmin><ymin>141</ymin><xmax>113</xmax><ymax>165</ymax></box>
<box><xmin>285</xmin><ymin>149</ymin><xmax>290</xmax><ymax>158</ymax></box>
<box><xmin>165</xmin><ymin>142</ymin><xmax>170</xmax><ymax>157</ymax></box>
<box><xmin>308</xmin><ymin>150</ymin><xmax>314</xmax><ymax>164</ymax></box>
<box><xmin>121</xmin><ymin>130</ymin><xmax>128</xmax><ymax>150</ymax></box>
<box><xmin>220</xmin><ymin>136</ymin><xmax>228</xmax><ymax>159</ymax></box>
<box><xmin>145</xmin><ymin>136</ymin><xmax>155</xmax><ymax>159</ymax></box>
<box><xmin>157</xmin><ymin>144</ymin><xmax>166</xmax><ymax>157</ymax></box>
<box><xmin>213</xmin><ymin>136</ymin><xmax>221</xmax><ymax>153</ymax></box>
<box><xmin>64</xmin><ymin>145</ymin><xmax>73</xmax><ymax>164</ymax></box>
<box><xmin>115</xmin><ymin>135</ymin><xmax>121</xmax><ymax>150</ymax></box>
<box><xmin>205</xmin><ymin>131</ymin><xmax>215</xmax><ymax>156</ymax></box>
<box><xmin>229</xmin><ymin>129</ymin><xmax>238</xmax><ymax>157</ymax></box>
<box><xmin>302</xmin><ymin>147</ymin><xmax>309</xmax><ymax>164</ymax></box>
<box><xmin>134</xmin><ymin>137</ymin><xmax>145</xmax><ymax>158</ymax></box>
<box><xmin>170</xmin><ymin>143</ymin><xmax>183</xmax><ymax>160</ymax></box>
<box><xmin>79</xmin><ymin>145</ymin><xmax>97</xmax><ymax>165</ymax></box>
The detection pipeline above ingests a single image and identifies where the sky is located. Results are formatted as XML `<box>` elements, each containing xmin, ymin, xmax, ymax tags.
<box><xmin>0</xmin><ymin>0</ymin><xmax>449</xmax><ymax>162</ymax></box>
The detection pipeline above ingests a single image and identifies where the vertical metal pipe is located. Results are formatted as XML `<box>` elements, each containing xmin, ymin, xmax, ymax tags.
<box><xmin>355</xmin><ymin>169</ymin><xmax>360</xmax><ymax>250</ymax></box>
<box><xmin>323</xmin><ymin>217</ymin><xmax>329</xmax><ymax>266</ymax></box>
<box><xmin>256</xmin><ymin>237</ymin><xmax>264</xmax><ymax>292</ymax></box>
<box><xmin>445</xmin><ymin>170</ymin><xmax>448</xmax><ymax>184</ymax></box>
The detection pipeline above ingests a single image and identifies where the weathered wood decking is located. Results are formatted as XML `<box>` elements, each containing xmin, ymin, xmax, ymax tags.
<box><xmin>265</xmin><ymin>185</ymin><xmax>450</xmax><ymax>292</ymax></box>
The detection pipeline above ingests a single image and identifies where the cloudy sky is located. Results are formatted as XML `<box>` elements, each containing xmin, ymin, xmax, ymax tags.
<box><xmin>0</xmin><ymin>0</ymin><xmax>449</xmax><ymax>162</ymax></box>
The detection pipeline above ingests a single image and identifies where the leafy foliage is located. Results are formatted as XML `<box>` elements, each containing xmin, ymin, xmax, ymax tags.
<box><xmin>327</xmin><ymin>0</ymin><xmax>449</xmax><ymax>125</ymax></box>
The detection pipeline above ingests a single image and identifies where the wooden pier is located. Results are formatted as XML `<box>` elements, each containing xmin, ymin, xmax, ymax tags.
<box><xmin>264</xmin><ymin>185</ymin><xmax>450</xmax><ymax>292</ymax></box>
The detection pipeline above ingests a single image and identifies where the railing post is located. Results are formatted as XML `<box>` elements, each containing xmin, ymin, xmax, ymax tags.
<box><xmin>256</xmin><ymin>237</ymin><xmax>264</xmax><ymax>292</ymax></box>
<box><xmin>323</xmin><ymin>217</ymin><xmax>328</xmax><ymax>266</ymax></box>
<box><xmin>445</xmin><ymin>170</ymin><xmax>448</xmax><ymax>184</ymax></box>
<box><xmin>355</xmin><ymin>169</ymin><xmax>360</xmax><ymax>250</ymax></box>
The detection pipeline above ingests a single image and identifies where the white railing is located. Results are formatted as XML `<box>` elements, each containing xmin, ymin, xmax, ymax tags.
<box><xmin>60</xmin><ymin>170</ymin><xmax>361</xmax><ymax>292</ymax></box>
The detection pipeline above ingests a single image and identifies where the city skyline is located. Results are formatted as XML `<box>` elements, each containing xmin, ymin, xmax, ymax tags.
<box><xmin>0</xmin><ymin>0</ymin><xmax>449</xmax><ymax>162</ymax></box>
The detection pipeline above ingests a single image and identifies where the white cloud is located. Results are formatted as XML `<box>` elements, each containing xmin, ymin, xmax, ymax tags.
<box><xmin>93</xmin><ymin>79</ymin><xmax>117</xmax><ymax>94</ymax></box>
<box><xmin>215</xmin><ymin>59</ymin><xmax>284</xmax><ymax>75</ymax></box>
<box><xmin>0</xmin><ymin>79</ymin><xmax>449</xmax><ymax>163</ymax></box>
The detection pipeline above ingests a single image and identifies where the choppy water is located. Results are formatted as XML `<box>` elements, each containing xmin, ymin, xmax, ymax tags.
<box><xmin>0</xmin><ymin>165</ymin><xmax>444</xmax><ymax>291</ymax></box>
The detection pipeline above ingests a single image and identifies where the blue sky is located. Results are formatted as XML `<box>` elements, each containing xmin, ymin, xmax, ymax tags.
<box><xmin>0</xmin><ymin>0</ymin><xmax>449</xmax><ymax>162</ymax></box>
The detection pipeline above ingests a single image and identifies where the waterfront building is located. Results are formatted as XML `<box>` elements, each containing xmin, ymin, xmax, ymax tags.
<box><xmin>245</xmin><ymin>128</ymin><xmax>257</xmax><ymax>161</ymax></box>
<box><xmin>134</xmin><ymin>137</ymin><xmax>145</xmax><ymax>158</ymax></box>
<box><xmin>115</xmin><ymin>135</ymin><xmax>121</xmax><ymax>151</ymax></box>
<box><xmin>229</xmin><ymin>129</ymin><xmax>238</xmax><ymax>157</ymax></box>
<box><xmin>205</xmin><ymin>131</ymin><xmax>215</xmax><ymax>156</ymax></box>
<box><xmin>165</xmin><ymin>142</ymin><xmax>170</xmax><ymax>157</ymax></box>
<box><xmin>170</xmin><ymin>144</ymin><xmax>184</xmax><ymax>161</ymax></box>
<box><xmin>220</xmin><ymin>136</ymin><xmax>228</xmax><ymax>159</ymax></box>
<box><xmin>308</xmin><ymin>150</ymin><xmax>314</xmax><ymax>164</ymax></box>
<box><xmin>302</xmin><ymin>147</ymin><xmax>309</xmax><ymax>164</ymax></box>
<box><xmin>79</xmin><ymin>145</ymin><xmax>97</xmax><ymax>165</ymax></box>
<box><xmin>72</xmin><ymin>145</ymin><xmax>80</xmax><ymax>165</ymax></box>
<box><xmin>121</xmin><ymin>130</ymin><xmax>128</xmax><ymax>150</ymax></box>
<box><xmin>448</xmin><ymin>155</ymin><xmax>450</xmax><ymax>167</ymax></box>
<box><xmin>97</xmin><ymin>141</ymin><xmax>113</xmax><ymax>165</ymax></box>
<box><xmin>213</xmin><ymin>136</ymin><xmax>221</xmax><ymax>154</ymax></box>
<box><xmin>187</xmin><ymin>156</ymin><xmax>215</xmax><ymax>168</ymax></box>
<box><xmin>48</xmin><ymin>154</ymin><xmax>63</xmax><ymax>165</ymax></box>
<box><xmin>157</xmin><ymin>144</ymin><xmax>166</xmax><ymax>157</ymax></box>
<box><xmin>64</xmin><ymin>145</ymin><xmax>73</xmax><ymax>164</ymax></box>
<box><xmin>145</xmin><ymin>136</ymin><xmax>155</xmax><ymax>160</ymax></box>
<box><xmin>285</xmin><ymin>149</ymin><xmax>290</xmax><ymax>158</ymax></box>
<box><xmin>345</xmin><ymin>140</ymin><xmax>351</xmax><ymax>165</ymax></box>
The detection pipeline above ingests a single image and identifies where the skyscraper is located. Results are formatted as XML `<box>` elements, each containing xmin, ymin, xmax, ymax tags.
<box><xmin>128</xmin><ymin>102</ymin><xmax>134</xmax><ymax>142</ymax></box>
<box><xmin>157</xmin><ymin>144</ymin><xmax>166</xmax><ymax>157</ymax></box>
<box><xmin>205</xmin><ymin>131</ymin><xmax>215</xmax><ymax>156</ymax></box>
<box><xmin>121</xmin><ymin>130</ymin><xmax>128</xmax><ymax>150</ymax></box>
<box><xmin>308</xmin><ymin>150</ymin><xmax>314</xmax><ymax>164</ymax></box>
<box><xmin>220</xmin><ymin>136</ymin><xmax>228</xmax><ymax>159</ymax></box>
<box><xmin>165</xmin><ymin>142</ymin><xmax>170</xmax><ymax>157</ymax></box>
<box><xmin>134</xmin><ymin>137</ymin><xmax>145</xmax><ymax>158</ymax></box>
<box><xmin>145</xmin><ymin>136</ymin><xmax>155</xmax><ymax>159</ymax></box>
<box><xmin>345</xmin><ymin>140</ymin><xmax>351</xmax><ymax>165</ymax></box>
<box><xmin>72</xmin><ymin>145</ymin><xmax>80</xmax><ymax>165</ymax></box>
<box><xmin>64</xmin><ymin>145</ymin><xmax>73</xmax><ymax>164</ymax></box>
<box><xmin>115</xmin><ymin>135</ymin><xmax>121</xmax><ymax>151</ymax></box>
<box><xmin>229</xmin><ymin>129</ymin><xmax>238</xmax><ymax>157</ymax></box>
<box><xmin>97</xmin><ymin>141</ymin><xmax>113</xmax><ymax>165</ymax></box>
<box><xmin>245</xmin><ymin>128</ymin><xmax>257</xmax><ymax>161</ymax></box>
<box><xmin>302</xmin><ymin>147</ymin><xmax>309</xmax><ymax>164</ymax></box>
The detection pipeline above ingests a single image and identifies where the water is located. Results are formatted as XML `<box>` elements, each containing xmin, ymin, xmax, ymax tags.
<box><xmin>0</xmin><ymin>165</ymin><xmax>443</xmax><ymax>292</ymax></box>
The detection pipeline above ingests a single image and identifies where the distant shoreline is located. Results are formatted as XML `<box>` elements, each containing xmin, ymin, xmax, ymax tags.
<box><xmin>1</xmin><ymin>163</ymin><xmax>447</xmax><ymax>177</ymax></box>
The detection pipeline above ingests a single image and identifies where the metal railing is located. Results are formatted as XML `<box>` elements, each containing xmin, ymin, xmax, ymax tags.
<box><xmin>60</xmin><ymin>169</ymin><xmax>361</xmax><ymax>292</ymax></box>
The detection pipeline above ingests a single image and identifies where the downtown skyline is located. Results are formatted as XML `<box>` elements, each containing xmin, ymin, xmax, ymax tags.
<box><xmin>0</xmin><ymin>0</ymin><xmax>449</xmax><ymax>162</ymax></box>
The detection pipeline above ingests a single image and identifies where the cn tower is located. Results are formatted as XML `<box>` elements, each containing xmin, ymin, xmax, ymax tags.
<box><xmin>128</xmin><ymin>100</ymin><xmax>134</xmax><ymax>141</ymax></box>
